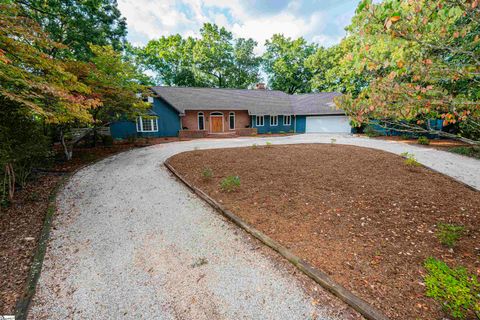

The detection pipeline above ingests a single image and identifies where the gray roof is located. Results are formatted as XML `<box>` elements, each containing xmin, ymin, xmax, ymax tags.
<box><xmin>150</xmin><ymin>86</ymin><xmax>344</xmax><ymax>116</ymax></box>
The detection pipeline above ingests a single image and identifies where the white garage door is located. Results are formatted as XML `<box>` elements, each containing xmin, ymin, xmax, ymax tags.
<box><xmin>305</xmin><ymin>116</ymin><xmax>351</xmax><ymax>133</ymax></box>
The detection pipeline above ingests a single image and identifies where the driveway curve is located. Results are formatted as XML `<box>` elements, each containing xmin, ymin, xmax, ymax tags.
<box><xmin>30</xmin><ymin>134</ymin><xmax>479</xmax><ymax>320</ymax></box>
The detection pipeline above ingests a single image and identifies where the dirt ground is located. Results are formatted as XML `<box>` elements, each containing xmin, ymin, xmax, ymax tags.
<box><xmin>168</xmin><ymin>144</ymin><xmax>480</xmax><ymax>320</ymax></box>
<box><xmin>0</xmin><ymin>138</ymin><xmax>180</xmax><ymax>315</ymax></box>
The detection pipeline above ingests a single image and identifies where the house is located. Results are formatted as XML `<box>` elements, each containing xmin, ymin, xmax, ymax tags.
<box><xmin>110</xmin><ymin>84</ymin><xmax>351</xmax><ymax>139</ymax></box>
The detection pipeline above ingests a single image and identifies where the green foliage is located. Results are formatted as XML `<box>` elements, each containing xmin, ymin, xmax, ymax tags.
<box><xmin>252</xmin><ymin>143</ymin><xmax>258</xmax><ymax>149</ymax></box>
<box><xmin>265</xmin><ymin>142</ymin><xmax>273</xmax><ymax>147</ymax></box>
<box><xmin>417</xmin><ymin>136</ymin><xmax>430</xmax><ymax>145</ymax></box>
<box><xmin>334</xmin><ymin>0</ymin><xmax>480</xmax><ymax>144</ymax></box>
<box><xmin>201</xmin><ymin>167</ymin><xmax>213</xmax><ymax>181</ymax></box>
<box><xmin>436</xmin><ymin>223</ymin><xmax>465</xmax><ymax>248</ymax></box>
<box><xmin>449</xmin><ymin>146</ymin><xmax>480</xmax><ymax>159</ymax></box>
<box><xmin>364</xmin><ymin>126</ymin><xmax>382</xmax><ymax>137</ymax></box>
<box><xmin>424</xmin><ymin>257</ymin><xmax>480</xmax><ymax>319</ymax></box>
<box><xmin>19</xmin><ymin>0</ymin><xmax>127</xmax><ymax>60</ymax></box>
<box><xmin>1</xmin><ymin>107</ymin><xmax>52</xmax><ymax>204</ymax></box>
<box><xmin>401</xmin><ymin>152</ymin><xmax>421</xmax><ymax>167</ymax></box>
<box><xmin>400</xmin><ymin>134</ymin><xmax>411</xmax><ymax>140</ymax></box>
<box><xmin>262</xmin><ymin>34</ymin><xmax>317</xmax><ymax>94</ymax></box>
<box><xmin>220</xmin><ymin>175</ymin><xmax>241</xmax><ymax>192</ymax></box>
<box><xmin>140</xmin><ymin>23</ymin><xmax>260</xmax><ymax>88</ymax></box>
<box><xmin>101</xmin><ymin>135</ymin><xmax>114</xmax><ymax>147</ymax></box>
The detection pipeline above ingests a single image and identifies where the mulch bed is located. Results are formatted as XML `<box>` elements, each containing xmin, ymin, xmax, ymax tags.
<box><xmin>168</xmin><ymin>144</ymin><xmax>480</xmax><ymax>320</ymax></box>
<box><xmin>0</xmin><ymin>138</ymin><xmax>180</xmax><ymax>315</ymax></box>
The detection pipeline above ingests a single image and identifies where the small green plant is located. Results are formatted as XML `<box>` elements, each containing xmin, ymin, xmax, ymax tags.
<box><xmin>288</xmin><ymin>130</ymin><xmax>294</xmax><ymax>133</ymax></box>
<box><xmin>436</xmin><ymin>223</ymin><xmax>464</xmax><ymax>248</ymax></box>
<box><xmin>267</xmin><ymin>131</ymin><xmax>272</xmax><ymax>134</ymax></box>
<box><xmin>252</xmin><ymin>143</ymin><xmax>258</xmax><ymax>149</ymax></box>
<box><xmin>126</xmin><ymin>135</ymin><xmax>137</xmax><ymax>144</ymax></box>
<box><xmin>279</xmin><ymin>131</ymin><xmax>285</xmax><ymax>134</ymax></box>
<box><xmin>330</xmin><ymin>138</ymin><xmax>337</xmax><ymax>145</ymax></box>
<box><xmin>400</xmin><ymin>134</ymin><xmax>411</xmax><ymax>140</ymax></box>
<box><xmin>265</xmin><ymin>141</ymin><xmax>272</xmax><ymax>147</ymax></box>
<box><xmin>220</xmin><ymin>175</ymin><xmax>241</xmax><ymax>192</ymax></box>
<box><xmin>201</xmin><ymin>167</ymin><xmax>213</xmax><ymax>181</ymax></box>
<box><xmin>401</xmin><ymin>152</ymin><xmax>421</xmax><ymax>167</ymax></box>
<box><xmin>418</xmin><ymin>136</ymin><xmax>430</xmax><ymax>145</ymax></box>
<box><xmin>424</xmin><ymin>257</ymin><xmax>480</xmax><ymax>320</ymax></box>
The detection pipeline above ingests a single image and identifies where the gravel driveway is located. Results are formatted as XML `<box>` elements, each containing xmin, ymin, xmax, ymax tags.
<box><xmin>29</xmin><ymin>134</ymin><xmax>479</xmax><ymax>319</ymax></box>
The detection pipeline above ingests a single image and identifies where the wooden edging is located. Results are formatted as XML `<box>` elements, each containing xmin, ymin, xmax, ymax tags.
<box><xmin>14</xmin><ymin>173</ymin><xmax>71</xmax><ymax>320</ymax></box>
<box><xmin>14</xmin><ymin>151</ymin><xmax>132</xmax><ymax>320</ymax></box>
<box><xmin>164</xmin><ymin>160</ymin><xmax>389</xmax><ymax>320</ymax></box>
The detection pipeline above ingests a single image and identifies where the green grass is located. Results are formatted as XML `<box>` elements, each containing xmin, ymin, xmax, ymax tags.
<box><xmin>449</xmin><ymin>146</ymin><xmax>480</xmax><ymax>159</ymax></box>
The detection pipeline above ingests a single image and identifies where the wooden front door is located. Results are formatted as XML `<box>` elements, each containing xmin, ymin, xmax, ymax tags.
<box><xmin>211</xmin><ymin>116</ymin><xmax>223</xmax><ymax>133</ymax></box>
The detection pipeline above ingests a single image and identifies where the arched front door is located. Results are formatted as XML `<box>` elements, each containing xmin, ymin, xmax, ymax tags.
<box><xmin>210</xmin><ymin>112</ymin><xmax>224</xmax><ymax>133</ymax></box>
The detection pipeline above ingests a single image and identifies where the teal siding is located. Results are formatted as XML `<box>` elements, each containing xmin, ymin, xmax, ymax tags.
<box><xmin>295</xmin><ymin>115</ymin><xmax>306</xmax><ymax>133</ymax></box>
<box><xmin>251</xmin><ymin>115</ymin><xmax>294</xmax><ymax>134</ymax></box>
<box><xmin>110</xmin><ymin>97</ymin><xmax>181</xmax><ymax>139</ymax></box>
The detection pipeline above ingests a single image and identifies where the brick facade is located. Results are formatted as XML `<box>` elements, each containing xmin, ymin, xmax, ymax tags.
<box><xmin>181</xmin><ymin>110</ymin><xmax>251</xmax><ymax>133</ymax></box>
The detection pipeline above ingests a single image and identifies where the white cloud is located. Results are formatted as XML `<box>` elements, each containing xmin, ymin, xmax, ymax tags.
<box><xmin>118</xmin><ymin>0</ymin><xmax>354</xmax><ymax>52</ymax></box>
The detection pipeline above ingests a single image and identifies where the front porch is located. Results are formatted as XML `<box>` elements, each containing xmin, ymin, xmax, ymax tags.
<box><xmin>178</xmin><ymin>127</ymin><xmax>257</xmax><ymax>138</ymax></box>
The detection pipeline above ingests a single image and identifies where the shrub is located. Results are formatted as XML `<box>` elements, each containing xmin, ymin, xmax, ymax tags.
<box><xmin>330</xmin><ymin>138</ymin><xmax>337</xmax><ymax>145</ymax></box>
<box><xmin>279</xmin><ymin>131</ymin><xmax>285</xmax><ymax>134</ymax></box>
<box><xmin>252</xmin><ymin>143</ymin><xmax>258</xmax><ymax>149</ymax></box>
<box><xmin>101</xmin><ymin>135</ymin><xmax>114</xmax><ymax>146</ymax></box>
<box><xmin>418</xmin><ymin>136</ymin><xmax>430</xmax><ymax>145</ymax></box>
<box><xmin>449</xmin><ymin>146</ymin><xmax>480</xmax><ymax>159</ymax></box>
<box><xmin>267</xmin><ymin>131</ymin><xmax>272</xmax><ymax>134</ymax></box>
<box><xmin>436</xmin><ymin>223</ymin><xmax>464</xmax><ymax>248</ymax></box>
<box><xmin>126</xmin><ymin>135</ymin><xmax>136</xmax><ymax>144</ymax></box>
<box><xmin>364</xmin><ymin>125</ymin><xmax>382</xmax><ymax>137</ymax></box>
<box><xmin>424</xmin><ymin>257</ymin><xmax>480</xmax><ymax>320</ymax></box>
<box><xmin>400</xmin><ymin>134</ymin><xmax>411</xmax><ymax>140</ymax></box>
<box><xmin>265</xmin><ymin>141</ymin><xmax>272</xmax><ymax>147</ymax></box>
<box><xmin>288</xmin><ymin>130</ymin><xmax>294</xmax><ymax>133</ymax></box>
<box><xmin>220</xmin><ymin>175</ymin><xmax>240</xmax><ymax>192</ymax></box>
<box><xmin>401</xmin><ymin>152</ymin><xmax>421</xmax><ymax>167</ymax></box>
<box><xmin>201</xmin><ymin>167</ymin><xmax>213</xmax><ymax>181</ymax></box>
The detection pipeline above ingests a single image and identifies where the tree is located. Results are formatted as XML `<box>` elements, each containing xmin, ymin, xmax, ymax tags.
<box><xmin>17</xmin><ymin>0</ymin><xmax>127</xmax><ymax>60</ymax></box>
<box><xmin>0</xmin><ymin>2</ymin><xmax>99</xmax><ymax>200</ymax></box>
<box><xmin>336</xmin><ymin>0</ymin><xmax>480</xmax><ymax>144</ymax></box>
<box><xmin>140</xmin><ymin>23</ymin><xmax>261</xmax><ymax>88</ymax></box>
<box><xmin>193</xmin><ymin>23</ymin><xmax>261</xmax><ymax>88</ymax></box>
<box><xmin>141</xmin><ymin>35</ymin><xmax>200</xmax><ymax>87</ymax></box>
<box><xmin>262</xmin><ymin>34</ymin><xmax>317</xmax><ymax>94</ymax></box>
<box><xmin>307</xmin><ymin>39</ymin><xmax>372</xmax><ymax>97</ymax></box>
<box><xmin>64</xmin><ymin>45</ymin><xmax>151</xmax><ymax>148</ymax></box>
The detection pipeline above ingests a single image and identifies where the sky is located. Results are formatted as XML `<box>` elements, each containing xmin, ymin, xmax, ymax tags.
<box><xmin>117</xmin><ymin>0</ymin><xmax>361</xmax><ymax>54</ymax></box>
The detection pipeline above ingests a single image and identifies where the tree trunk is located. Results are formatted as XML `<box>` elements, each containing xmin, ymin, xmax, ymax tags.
<box><xmin>5</xmin><ymin>163</ymin><xmax>15</xmax><ymax>200</ymax></box>
<box><xmin>60</xmin><ymin>128</ymin><xmax>73</xmax><ymax>161</ymax></box>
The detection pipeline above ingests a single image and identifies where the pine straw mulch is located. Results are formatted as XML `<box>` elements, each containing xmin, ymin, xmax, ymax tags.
<box><xmin>0</xmin><ymin>138</ymin><xmax>180</xmax><ymax>315</ymax></box>
<box><xmin>168</xmin><ymin>144</ymin><xmax>480</xmax><ymax>320</ymax></box>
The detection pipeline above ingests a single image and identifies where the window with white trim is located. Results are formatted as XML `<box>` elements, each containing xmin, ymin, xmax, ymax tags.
<box><xmin>229</xmin><ymin>112</ymin><xmax>235</xmax><ymax>130</ymax></box>
<box><xmin>198</xmin><ymin>112</ymin><xmax>205</xmax><ymax>130</ymax></box>
<box><xmin>270</xmin><ymin>115</ymin><xmax>278</xmax><ymax>126</ymax></box>
<box><xmin>256</xmin><ymin>115</ymin><xmax>264</xmax><ymax>126</ymax></box>
<box><xmin>136</xmin><ymin>116</ymin><xmax>158</xmax><ymax>132</ymax></box>
<box><xmin>283</xmin><ymin>115</ymin><xmax>292</xmax><ymax>126</ymax></box>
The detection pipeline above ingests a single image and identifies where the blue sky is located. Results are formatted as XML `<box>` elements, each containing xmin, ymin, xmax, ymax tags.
<box><xmin>118</xmin><ymin>0</ymin><xmax>360</xmax><ymax>53</ymax></box>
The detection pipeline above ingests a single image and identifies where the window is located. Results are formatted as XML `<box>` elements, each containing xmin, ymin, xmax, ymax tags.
<box><xmin>198</xmin><ymin>112</ymin><xmax>205</xmax><ymax>130</ymax></box>
<box><xmin>270</xmin><ymin>115</ymin><xmax>278</xmax><ymax>126</ymax></box>
<box><xmin>136</xmin><ymin>116</ymin><xmax>158</xmax><ymax>132</ymax></box>
<box><xmin>229</xmin><ymin>112</ymin><xmax>235</xmax><ymax>130</ymax></box>
<box><xmin>284</xmin><ymin>115</ymin><xmax>292</xmax><ymax>126</ymax></box>
<box><xmin>256</xmin><ymin>115</ymin><xmax>264</xmax><ymax>126</ymax></box>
